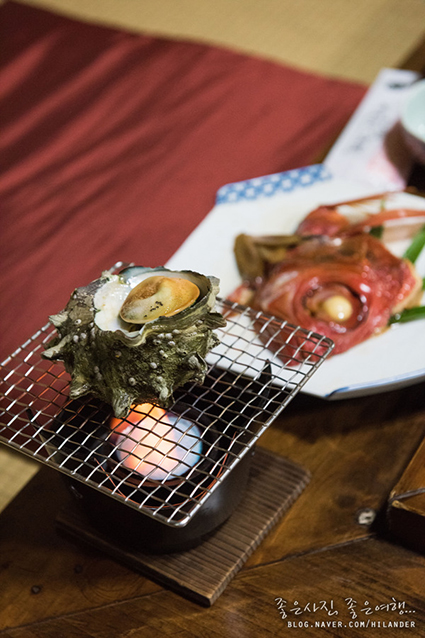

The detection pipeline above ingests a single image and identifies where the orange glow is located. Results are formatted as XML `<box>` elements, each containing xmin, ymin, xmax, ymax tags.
<box><xmin>110</xmin><ymin>403</ymin><xmax>170</xmax><ymax>434</ymax></box>
<box><xmin>110</xmin><ymin>404</ymin><xmax>202</xmax><ymax>481</ymax></box>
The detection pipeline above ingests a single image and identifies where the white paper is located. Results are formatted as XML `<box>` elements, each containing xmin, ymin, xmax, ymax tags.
<box><xmin>324</xmin><ymin>68</ymin><xmax>420</xmax><ymax>191</ymax></box>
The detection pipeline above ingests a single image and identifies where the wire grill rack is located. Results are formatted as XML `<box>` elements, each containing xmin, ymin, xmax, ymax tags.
<box><xmin>0</xmin><ymin>299</ymin><xmax>333</xmax><ymax>527</ymax></box>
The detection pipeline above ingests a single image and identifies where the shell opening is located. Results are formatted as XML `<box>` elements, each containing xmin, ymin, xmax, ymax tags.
<box><xmin>120</xmin><ymin>276</ymin><xmax>200</xmax><ymax>324</ymax></box>
<box><xmin>93</xmin><ymin>269</ymin><xmax>205</xmax><ymax>333</ymax></box>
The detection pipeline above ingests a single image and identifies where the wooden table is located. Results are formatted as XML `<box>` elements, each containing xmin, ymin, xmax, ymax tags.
<box><xmin>1</xmin><ymin>51</ymin><xmax>425</xmax><ymax>638</ymax></box>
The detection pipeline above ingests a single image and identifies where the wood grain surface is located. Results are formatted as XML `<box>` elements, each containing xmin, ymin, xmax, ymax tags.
<box><xmin>248</xmin><ymin>383</ymin><xmax>425</xmax><ymax>566</ymax></box>
<box><xmin>1</xmin><ymin>535</ymin><xmax>424</xmax><ymax>637</ymax></box>
<box><xmin>388</xmin><ymin>435</ymin><xmax>425</xmax><ymax>554</ymax></box>
<box><xmin>1</xmin><ymin>381</ymin><xmax>425</xmax><ymax>636</ymax></box>
<box><xmin>55</xmin><ymin>449</ymin><xmax>311</xmax><ymax>606</ymax></box>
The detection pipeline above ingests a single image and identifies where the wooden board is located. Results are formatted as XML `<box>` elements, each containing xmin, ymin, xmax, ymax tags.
<box><xmin>387</xmin><ymin>435</ymin><xmax>425</xmax><ymax>553</ymax></box>
<box><xmin>56</xmin><ymin>447</ymin><xmax>310</xmax><ymax>606</ymax></box>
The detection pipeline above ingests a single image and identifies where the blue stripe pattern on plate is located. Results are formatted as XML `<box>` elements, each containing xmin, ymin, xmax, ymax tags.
<box><xmin>216</xmin><ymin>164</ymin><xmax>332</xmax><ymax>205</ymax></box>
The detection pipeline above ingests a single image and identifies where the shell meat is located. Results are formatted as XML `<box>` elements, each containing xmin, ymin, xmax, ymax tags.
<box><xmin>43</xmin><ymin>266</ymin><xmax>226</xmax><ymax>418</ymax></box>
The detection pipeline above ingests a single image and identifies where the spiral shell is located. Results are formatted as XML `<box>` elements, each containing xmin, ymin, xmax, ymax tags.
<box><xmin>43</xmin><ymin>266</ymin><xmax>226</xmax><ymax>418</ymax></box>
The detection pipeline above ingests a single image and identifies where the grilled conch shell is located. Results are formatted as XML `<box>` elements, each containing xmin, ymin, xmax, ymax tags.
<box><xmin>43</xmin><ymin>266</ymin><xmax>226</xmax><ymax>418</ymax></box>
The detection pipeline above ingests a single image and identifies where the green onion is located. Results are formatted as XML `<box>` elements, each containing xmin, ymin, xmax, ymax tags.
<box><xmin>403</xmin><ymin>224</ymin><xmax>425</xmax><ymax>264</ymax></box>
<box><xmin>389</xmin><ymin>306</ymin><xmax>425</xmax><ymax>325</ymax></box>
<box><xmin>369</xmin><ymin>225</ymin><xmax>384</xmax><ymax>239</ymax></box>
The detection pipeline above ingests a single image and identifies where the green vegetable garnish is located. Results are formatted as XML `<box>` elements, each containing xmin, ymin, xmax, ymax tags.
<box><xmin>369</xmin><ymin>225</ymin><xmax>384</xmax><ymax>239</ymax></box>
<box><xmin>389</xmin><ymin>306</ymin><xmax>425</xmax><ymax>325</ymax></box>
<box><xmin>403</xmin><ymin>224</ymin><xmax>425</xmax><ymax>264</ymax></box>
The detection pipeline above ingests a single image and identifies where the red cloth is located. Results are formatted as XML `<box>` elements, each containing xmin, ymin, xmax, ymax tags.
<box><xmin>0</xmin><ymin>1</ymin><xmax>366</xmax><ymax>360</ymax></box>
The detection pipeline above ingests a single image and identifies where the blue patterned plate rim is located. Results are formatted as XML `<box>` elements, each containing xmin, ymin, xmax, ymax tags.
<box><xmin>215</xmin><ymin>164</ymin><xmax>333</xmax><ymax>205</ymax></box>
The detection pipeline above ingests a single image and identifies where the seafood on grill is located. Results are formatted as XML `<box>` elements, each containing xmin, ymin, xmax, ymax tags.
<box><xmin>231</xmin><ymin>196</ymin><xmax>424</xmax><ymax>358</ymax></box>
<box><xmin>43</xmin><ymin>266</ymin><xmax>226</xmax><ymax>418</ymax></box>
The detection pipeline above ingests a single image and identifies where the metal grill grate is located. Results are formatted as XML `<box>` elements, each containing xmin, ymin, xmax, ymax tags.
<box><xmin>0</xmin><ymin>299</ymin><xmax>333</xmax><ymax>527</ymax></box>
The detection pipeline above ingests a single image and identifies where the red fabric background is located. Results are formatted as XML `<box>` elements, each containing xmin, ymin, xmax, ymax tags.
<box><xmin>0</xmin><ymin>1</ymin><xmax>366</xmax><ymax>360</ymax></box>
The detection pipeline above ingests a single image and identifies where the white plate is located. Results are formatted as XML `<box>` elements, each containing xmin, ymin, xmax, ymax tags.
<box><xmin>167</xmin><ymin>165</ymin><xmax>425</xmax><ymax>399</ymax></box>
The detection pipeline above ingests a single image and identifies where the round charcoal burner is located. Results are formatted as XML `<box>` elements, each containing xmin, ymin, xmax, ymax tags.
<box><xmin>67</xmin><ymin>448</ymin><xmax>252</xmax><ymax>553</ymax></box>
<box><xmin>106</xmin><ymin>403</ymin><xmax>238</xmax><ymax>509</ymax></box>
<box><xmin>48</xmin><ymin>398</ymin><xmax>252</xmax><ymax>553</ymax></box>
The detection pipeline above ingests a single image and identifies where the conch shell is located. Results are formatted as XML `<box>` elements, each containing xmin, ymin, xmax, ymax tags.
<box><xmin>43</xmin><ymin>266</ymin><xmax>226</xmax><ymax>418</ymax></box>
